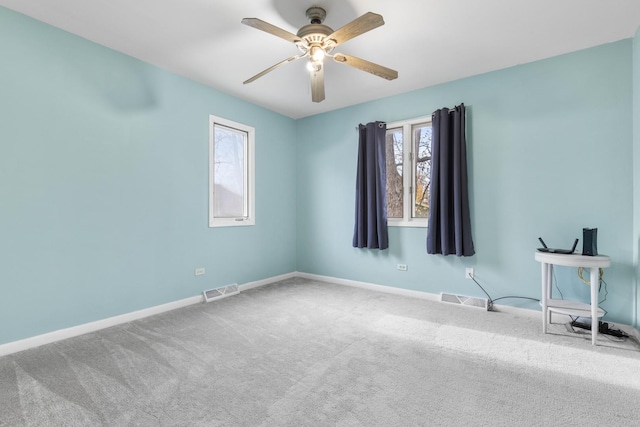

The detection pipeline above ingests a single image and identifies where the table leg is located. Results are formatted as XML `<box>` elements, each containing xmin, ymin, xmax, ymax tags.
<box><xmin>546</xmin><ymin>264</ymin><xmax>553</xmax><ymax>325</ymax></box>
<box><xmin>541</xmin><ymin>262</ymin><xmax>548</xmax><ymax>334</ymax></box>
<box><xmin>590</xmin><ymin>267</ymin><xmax>599</xmax><ymax>345</ymax></box>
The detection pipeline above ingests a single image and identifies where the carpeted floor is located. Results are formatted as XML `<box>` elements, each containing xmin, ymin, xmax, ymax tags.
<box><xmin>1</xmin><ymin>277</ymin><xmax>639</xmax><ymax>426</ymax></box>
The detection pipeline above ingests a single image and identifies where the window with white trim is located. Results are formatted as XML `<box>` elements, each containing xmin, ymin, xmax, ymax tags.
<box><xmin>209</xmin><ymin>115</ymin><xmax>255</xmax><ymax>227</ymax></box>
<box><xmin>385</xmin><ymin>116</ymin><xmax>432</xmax><ymax>227</ymax></box>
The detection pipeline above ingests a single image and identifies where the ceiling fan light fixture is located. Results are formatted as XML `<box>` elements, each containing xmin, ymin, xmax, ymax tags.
<box><xmin>310</xmin><ymin>46</ymin><xmax>326</xmax><ymax>62</ymax></box>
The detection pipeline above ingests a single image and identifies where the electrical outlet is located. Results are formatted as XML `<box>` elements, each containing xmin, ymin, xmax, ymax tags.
<box><xmin>465</xmin><ymin>268</ymin><xmax>474</xmax><ymax>279</ymax></box>
<box><xmin>195</xmin><ymin>268</ymin><xmax>205</xmax><ymax>276</ymax></box>
<box><xmin>397</xmin><ymin>264</ymin><xmax>408</xmax><ymax>271</ymax></box>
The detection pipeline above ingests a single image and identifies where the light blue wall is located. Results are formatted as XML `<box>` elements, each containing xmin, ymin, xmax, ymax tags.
<box><xmin>0</xmin><ymin>7</ymin><xmax>297</xmax><ymax>344</ymax></box>
<box><xmin>296</xmin><ymin>41</ymin><xmax>635</xmax><ymax>325</ymax></box>
<box><xmin>2</xmin><ymin>5</ymin><xmax>637</xmax><ymax>345</ymax></box>
<box><xmin>634</xmin><ymin>26</ymin><xmax>640</xmax><ymax>330</ymax></box>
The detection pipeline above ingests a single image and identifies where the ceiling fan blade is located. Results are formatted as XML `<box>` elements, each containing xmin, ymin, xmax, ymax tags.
<box><xmin>241</xmin><ymin>18</ymin><xmax>302</xmax><ymax>44</ymax></box>
<box><xmin>333</xmin><ymin>53</ymin><xmax>398</xmax><ymax>80</ymax></box>
<box><xmin>310</xmin><ymin>64</ymin><xmax>325</xmax><ymax>103</ymax></box>
<box><xmin>326</xmin><ymin>12</ymin><xmax>384</xmax><ymax>46</ymax></box>
<box><xmin>243</xmin><ymin>54</ymin><xmax>305</xmax><ymax>84</ymax></box>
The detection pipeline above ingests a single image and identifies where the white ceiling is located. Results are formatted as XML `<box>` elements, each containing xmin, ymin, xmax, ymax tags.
<box><xmin>2</xmin><ymin>0</ymin><xmax>640</xmax><ymax>119</ymax></box>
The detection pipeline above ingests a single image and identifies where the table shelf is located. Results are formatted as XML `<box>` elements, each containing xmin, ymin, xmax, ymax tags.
<box><xmin>544</xmin><ymin>299</ymin><xmax>605</xmax><ymax>318</ymax></box>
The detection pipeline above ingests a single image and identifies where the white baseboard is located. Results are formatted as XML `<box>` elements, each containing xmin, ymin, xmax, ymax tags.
<box><xmin>296</xmin><ymin>272</ymin><xmax>639</xmax><ymax>329</ymax></box>
<box><xmin>297</xmin><ymin>272</ymin><xmax>443</xmax><ymax>302</ymax></box>
<box><xmin>240</xmin><ymin>272</ymin><xmax>297</xmax><ymax>291</ymax></box>
<box><xmin>0</xmin><ymin>272</ymin><xmax>297</xmax><ymax>357</ymax></box>
<box><xmin>298</xmin><ymin>272</ymin><xmax>537</xmax><ymax>318</ymax></box>
<box><xmin>298</xmin><ymin>271</ymin><xmax>538</xmax><ymax>318</ymax></box>
<box><xmin>2</xmin><ymin>270</ymin><xmax>638</xmax><ymax>357</ymax></box>
<box><xmin>0</xmin><ymin>296</ymin><xmax>201</xmax><ymax>357</ymax></box>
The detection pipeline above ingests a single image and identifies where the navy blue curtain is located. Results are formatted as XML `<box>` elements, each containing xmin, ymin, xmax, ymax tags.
<box><xmin>427</xmin><ymin>104</ymin><xmax>475</xmax><ymax>256</ymax></box>
<box><xmin>353</xmin><ymin>121</ymin><xmax>388</xmax><ymax>250</ymax></box>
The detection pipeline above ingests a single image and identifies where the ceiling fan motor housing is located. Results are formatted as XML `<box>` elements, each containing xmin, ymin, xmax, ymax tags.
<box><xmin>297</xmin><ymin>8</ymin><xmax>334</xmax><ymax>53</ymax></box>
<box><xmin>297</xmin><ymin>24</ymin><xmax>333</xmax><ymax>42</ymax></box>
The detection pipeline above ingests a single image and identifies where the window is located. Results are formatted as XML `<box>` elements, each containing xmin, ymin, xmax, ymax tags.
<box><xmin>209</xmin><ymin>115</ymin><xmax>255</xmax><ymax>227</ymax></box>
<box><xmin>385</xmin><ymin>116</ymin><xmax>432</xmax><ymax>227</ymax></box>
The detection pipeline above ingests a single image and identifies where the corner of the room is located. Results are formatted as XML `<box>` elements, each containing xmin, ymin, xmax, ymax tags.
<box><xmin>633</xmin><ymin>24</ymin><xmax>640</xmax><ymax>333</ymax></box>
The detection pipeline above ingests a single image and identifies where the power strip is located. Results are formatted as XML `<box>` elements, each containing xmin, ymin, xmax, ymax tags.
<box><xmin>570</xmin><ymin>320</ymin><xmax>629</xmax><ymax>338</ymax></box>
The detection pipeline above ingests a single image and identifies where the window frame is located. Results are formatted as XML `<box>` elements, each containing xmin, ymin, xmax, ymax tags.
<box><xmin>386</xmin><ymin>115</ymin><xmax>432</xmax><ymax>228</ymax></box>
<box><xmin>208</xmin><ymin>115</ymin><xmax>255</xmax><ymax>228</ymax></box>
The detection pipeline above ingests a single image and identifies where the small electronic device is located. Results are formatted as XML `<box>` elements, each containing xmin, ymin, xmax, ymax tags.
<box><xmin>582</xmin><ymin>228</ymin><xmax>598</xmax><ymax>256</ymax></box>
<box><xmin>537</xmin><ymin>237</ymin><xmax>579</xmax><ymax>254</ymax></box>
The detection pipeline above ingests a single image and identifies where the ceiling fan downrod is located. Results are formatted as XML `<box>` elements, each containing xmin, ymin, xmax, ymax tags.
<box><xmin>306</xmin><ymin>7</ymin><xmax>326</xmax><ymax>24</ymax></box>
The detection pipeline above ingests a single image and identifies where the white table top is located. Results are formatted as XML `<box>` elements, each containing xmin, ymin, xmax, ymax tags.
<box><xmin>534</xmin><ymin>251</ymin><xmax>610</xmax><ymax>268</ymax></box>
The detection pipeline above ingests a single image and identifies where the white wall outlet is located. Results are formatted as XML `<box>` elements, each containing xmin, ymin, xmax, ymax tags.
<box><xmin>397</xmin><ymin>264</ymin><xmax>408</xmax><ymax>271</ymax></box>
<box><xmin>195</xmin><ymin>268</ymin><xmax>205</xmax><ymax>276</ymax></box>
<box><xmin>465</xmin><ymin>268</ymin><xmax>474</xmax><ymax>279</ymax></box>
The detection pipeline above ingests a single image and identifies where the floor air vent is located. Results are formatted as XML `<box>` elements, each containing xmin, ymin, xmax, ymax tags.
<box><xmin>203</xmin><ymin>283</ymin><xmax>240</xmax><ymax>303</ymax></box>
<box><xmin>440</xmin><ymin>293</ymin><xmax>491</xmax><ymax>310</ymax></box>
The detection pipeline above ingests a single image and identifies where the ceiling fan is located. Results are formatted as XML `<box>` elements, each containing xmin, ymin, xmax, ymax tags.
<box><xmin>241</xmin><ymin>7</ymin><xmax>398</xmax><ymax>103</ymax></box>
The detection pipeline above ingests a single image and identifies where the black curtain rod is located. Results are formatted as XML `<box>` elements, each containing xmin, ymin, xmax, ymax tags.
<box><xmin>432</xmin><ymin>104</ymin><xmax>466</xmax><ymax>115</ymax></box>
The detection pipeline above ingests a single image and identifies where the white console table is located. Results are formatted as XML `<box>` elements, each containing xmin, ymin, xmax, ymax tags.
<box><xmin>534</xmin><ymin>251</ymin><xmax>610</xmax><ymax>345</ymax></box>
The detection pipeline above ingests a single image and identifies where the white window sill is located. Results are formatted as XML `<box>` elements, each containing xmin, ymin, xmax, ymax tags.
<box><xmin>388</xmin><ymin>219</ymin><xmax>427</xmax><ymax>228</ymax></box>
<box><xmin>209</xmin><ymin>217</ymin><xmax>255</xmax><ymax>228</ymax></box>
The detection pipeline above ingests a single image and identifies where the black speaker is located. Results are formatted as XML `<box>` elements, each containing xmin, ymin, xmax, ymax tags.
<box><xmin>582</xmin><ymin>228</ymin><xmax>598</xmax><ymax>256</ymax></box>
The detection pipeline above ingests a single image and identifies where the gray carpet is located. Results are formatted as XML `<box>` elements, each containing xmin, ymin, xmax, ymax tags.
<box><xmin>1</xmin><ymin>277</ymin><xmax>640</xmax><ymax>426</ymax></box>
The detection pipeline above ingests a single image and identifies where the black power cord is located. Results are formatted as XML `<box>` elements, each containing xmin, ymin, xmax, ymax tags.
<box><xmin>470</xmin><ymin>276</ymin><xmax>540</xmax><ymax>311</ymax></box>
